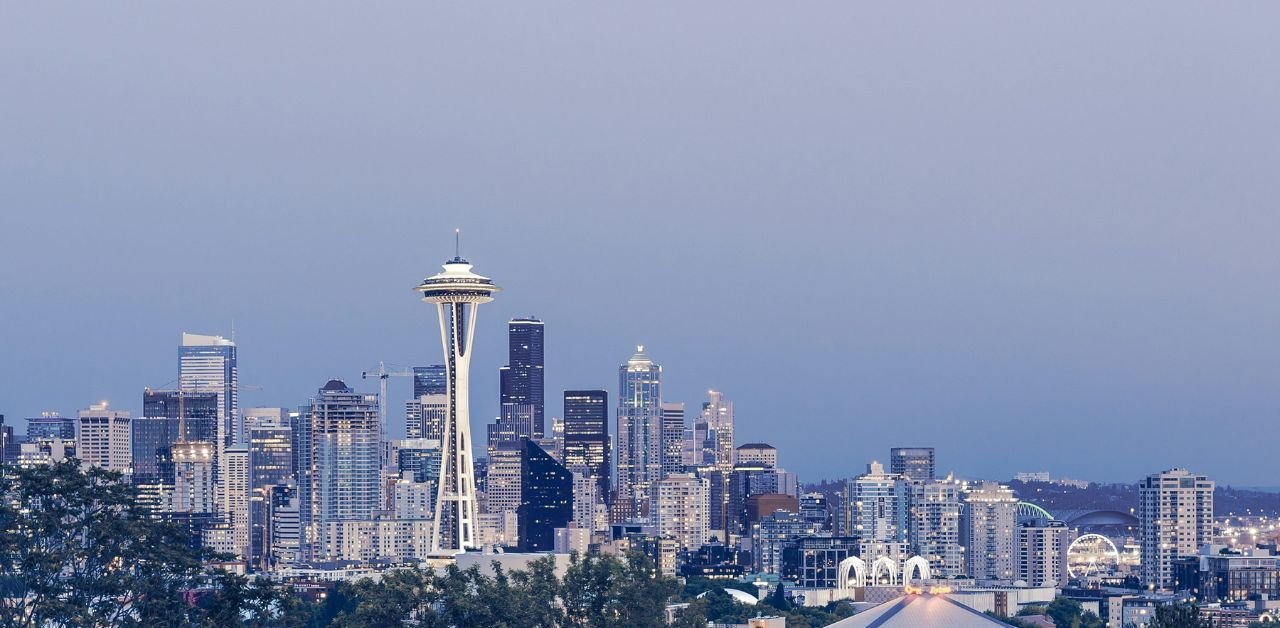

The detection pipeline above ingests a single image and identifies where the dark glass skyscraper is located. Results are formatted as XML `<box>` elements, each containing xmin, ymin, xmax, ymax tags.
<box><xmin>890</xmin><ymin>447</ymin><xmax>935</xmax><ymax>482</ymax></box>
<box><xmin>518</xmin><ymin>439</ymin><xmax>572</xmax><ymax>552</ymax></box>
<box><xmin>501</xmin><ymin>318</ymin><xmax>544</xmax><ymax>438</ymax></box>
<box><xmin>133</xmin><ymin>390</ymin><xmax>218</xmax><ymax>484</ymax></box>
<box><xmin>413</xmin><ymin>365</ymin><xmax>448</xmax><ymax>398</ymax></box>
<box><xmin>563</xmin><ymin>390</ymin><xmax>610</xmax><ymax>501</ymax></box>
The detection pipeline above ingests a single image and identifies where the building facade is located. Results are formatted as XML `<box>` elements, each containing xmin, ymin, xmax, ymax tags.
<box><xmin>1139</xmin><ymin>468</ymin><xmax>1215</xmax><ymax>589</ymax></box>
<box><xmin>77</xmin><ymin>402</ymin><xmax>131</xmax><ymax>473</ymax></box>
<box><xmin>617</xmin><ymin>346</ymin><xmax>662</xmax><ymax>520</ymax></box>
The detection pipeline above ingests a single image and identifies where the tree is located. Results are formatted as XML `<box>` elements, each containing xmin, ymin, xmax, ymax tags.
<box><xmin>0</xmin><ymin>460</ymin><xmax>213</xmax><ymax>627</ymax></box>
<box><xmin>1147</xmin><ymin>601</ymin><xmax>1211</xmax><ymax>628</ymax></box>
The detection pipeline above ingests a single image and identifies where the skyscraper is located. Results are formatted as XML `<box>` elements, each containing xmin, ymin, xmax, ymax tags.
<box><xmin>518</xmin><ymin>439</ymin><xmax>572</xmax><ymax>552</ymax></box>
<box><xmin>222</xmin><ymin>446</ymin><xmax>251</xmax><ymax>559</ymax></box>
<box><xmin>178</xmin><ymin>332</ymin><xmax>238</xmax><ymax>448</ymax></box>
<box><xmin>890</xmin><ymin>447</ymin><xmax>936</xmax><ymax>482</ymax></box>
<box><xmin>617</xmin><ymin>346</ymin><xmax>662</xmax><ymax>520</ymax></box>
<box><xmin>412</xmin><ymin>365</ymin><xmax>448</xmax><ymax>398</ymax></box>
<box><xmin>76</xmin><ymin>402</ymin><xmax>131</xmax><ymax>473</ymax></box>
<box><xmin>908</xmin><ymin>478</ymin><xmax>965</xmax><ymax>578</ymax></box>
<box><xmin>501</xmin><ymin>318</ymin><xmax>545</xmax><ymax>438</ymax></box>
<box><xmin>660</xmin><ymin>402</ymin><xmax>685</xmax><ymax>478</ymax></box>
<box><xmin>1139</xmin><ymin>468</ymin><xmax>1215</xmax><ymax>589</ymax></box>
<box><xmin>651</xmin><ymin>473</ymin><xmax>710</xmax><ymax>551</ymax></box>
<box><xmin>700</xmin><ymin>390</ymin><xmax>734</xmax><ymax>471</ymax></box>
<box><xmin>563</xmin><ymin>390</ymin><xmax>609</xmax><ymax>501</ymax></box>
<box><xmin>846</xmin><ymin>461</ymin><xmax>909</xmax><ymax>557</ymax></box>
<box><xmin>306</xmin><ymin>379</ymin><xmax>380</xmax><ymax>559</ymax></box>
<box><xmin>416</xmin><ymin>245</ymin><xmax>498</xmax><ymax>554</ymax></box>
<box><xmin>1017</xmin><ymin>520</ymin><xmax>1073</xmax><ymax>588</ymax></box>
<box><xmin>962</xmin><ymin>481</ymin><xmax>1019</xmax><ymax>582</ymax></box>
<box><xmin>405</xmin><ymin>393</ymin><xmax>448</xmax><ymax>440</ymax></box>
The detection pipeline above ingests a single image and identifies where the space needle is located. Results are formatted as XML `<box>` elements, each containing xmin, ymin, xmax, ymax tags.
<box><xmin>417</xmin><ymin>231</ymin><xmax>498</xmax><ymax>554</ymax></box>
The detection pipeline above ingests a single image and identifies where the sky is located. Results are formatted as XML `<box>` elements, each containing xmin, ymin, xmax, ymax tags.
<box><xmin>1</xmin><ymin>3</ymin><xmax>1277</xmax><ymax>485</ymax></box>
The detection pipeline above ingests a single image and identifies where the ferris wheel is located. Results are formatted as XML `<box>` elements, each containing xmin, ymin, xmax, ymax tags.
<box><xmin>1067</xmin><ymin>534</ymin><xmax>1121</xmax><ymax>579</ymax></box>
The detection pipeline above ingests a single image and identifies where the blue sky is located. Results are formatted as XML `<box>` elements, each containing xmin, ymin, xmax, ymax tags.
<box><xmin>1</xmin><ymin>2</ymin><xmax>1277</xmax><ymax>484</ymax></box>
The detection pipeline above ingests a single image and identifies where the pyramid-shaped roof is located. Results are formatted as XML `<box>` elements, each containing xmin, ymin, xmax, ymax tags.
<box><xmin>828</xmin><ymin>592</ymin><xmax>1008</xmax><ymax>627</ymax></box>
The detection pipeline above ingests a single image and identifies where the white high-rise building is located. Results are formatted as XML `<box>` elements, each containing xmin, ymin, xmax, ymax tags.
<box><xmin>1139</xmin><ymin>468</ymin><xmax>1215</xmax><ymax>589</ymax></box>
<box><xmin>417</xmin><ymin>242</ymin><xmax>498</xmax><ymax>554</ymax></box>
<box><xmin>908</xmin><ymin>478</ymin><xmax>965</xmax><ymax>578</ymax></box>
<box><xmin>660</xmin><ymin>402</ymin><xmax>685</xmax><ymax>478</ymax></box>
<box><xmin>179</xmin><ymin>332</ymin><xmax>238</xmax><ymax>512</ymax></box>
<box><xmin>570</xmin><ymin>466</ymin><xmax>608</xmax><ymax>534</ymax></box>
<box><xmin>847</xmin><ymin>461</ymin><xmax>909</xmax><ymax>546</ymax></box>
<box><xmin>962</xmin><ymin>481</ymin><xmax>1019</xmax><ymax>582</ymax></box>
<box><xmin>76</xmin><ymin>402</ymin><xmax>131</xmax><ymax>473</ymax></box>
<box><xmin>222</xmin><ymin>446</ymin><xmax>251</xmax><ymax>559</ymax></box>
<box><xmin>306</xmin><ymin>380</ymin><xmax>380</xmax><ymax>559</ymax></box>
<box><xmin>618</xmin><ymin>346</ymin><xmax>662</xmax><ymax>520</ymax></box>
<box><xmin>651</xmin><ymin>473</ymin><xmax>710</xmax><ymax>550</ymax></box>
<box><xmin>484</xmin><ymin>444</ymin><xmax>523</xmax><ymax>518</ymax></box>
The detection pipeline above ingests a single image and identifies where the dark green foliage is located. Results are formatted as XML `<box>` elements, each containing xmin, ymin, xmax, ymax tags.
<box><xmin>1146</xmin><ymin>601</ymin><xmax>1211</xmax><ymax>628</ymax></box>
<box><xmin>0</xmin><ymin>460</ymin><xmax>211</xmax><ymax>627</ymax></box>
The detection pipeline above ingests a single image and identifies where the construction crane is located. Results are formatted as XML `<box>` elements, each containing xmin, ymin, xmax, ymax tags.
<box><xmin>362</xmin><ymin>361</ymin><xmax>414</xmax><ymax>449</ymax></box>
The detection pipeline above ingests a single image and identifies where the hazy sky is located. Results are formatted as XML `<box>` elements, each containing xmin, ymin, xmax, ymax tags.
<box><xmin>1</xmin><ymin>3</ymin><xmax>1277</xmax><ymax>485</ymax></box>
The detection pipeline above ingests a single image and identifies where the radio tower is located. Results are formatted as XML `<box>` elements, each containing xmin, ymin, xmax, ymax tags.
<box><xmin>418</xmin><ymin>230</ymin><xmax>499</xmax><ymax>554</ymax></box>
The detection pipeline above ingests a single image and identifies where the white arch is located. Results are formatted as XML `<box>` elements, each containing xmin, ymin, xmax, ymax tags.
<box><xmin>837</xmin><ymin>556</ymin><xmax>867</xmax><ymax>590</ymax></box>
<box><xmin>903</xmin><ymin>556</ymin><xmax>931</xmax><ymax>584</ymax></box>
<box><xmin>870</xmin><ymin>556</ymin><xmax>898</xmax><ymax>586</ymax></box>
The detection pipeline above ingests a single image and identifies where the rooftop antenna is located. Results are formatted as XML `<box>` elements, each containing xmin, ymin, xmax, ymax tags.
<box><xmin>455</xmin><ymin>228</ymin><xmax>461</xmax><ymax>260</ymax></box>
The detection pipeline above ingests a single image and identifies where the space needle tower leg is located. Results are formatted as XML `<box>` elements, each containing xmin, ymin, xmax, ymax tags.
<box><xmin>418</xmin><ymin>235</ymin><xmax>498</xmax><ymax>555</ymax></box>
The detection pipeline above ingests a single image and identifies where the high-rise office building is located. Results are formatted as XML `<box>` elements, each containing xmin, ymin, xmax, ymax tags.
<box><xmin>753</xmin><ymin>511</ymin><xmax>820</xmax><ymax>575</ymax></box>
<box><xmin>1017</xmin><ymin>520</ymin><xmax>1073</xmax><ymax>588</ymax></box>
<box><xmin>501</xmin><ymin>318</ymin><xmax>545</xmax><ymax>439</ymax></box>
<box><xmin>179</xmin><ymin>332</ymin><xmax>238</xmax><ymax>448</ymax></box>
<box><xmin>700</xmin><ymin>390</ymin><xmax>734</xmax><ymax>471</ymax></box>
<box><xmin>76</xmin><ymin>402</ymin><xmax>131</xmax><ymax>473</ymax></box>
<box><xmin>485</xmin><ymin>442</ymin><xmax>524</xmax><ymax>517</ymax></box>
<box><xmin>248</xmin><ymin>423</ymin><xmax>292</xmax><ymax>489</ymax></box>
<box><xmin>651</xmin><ymin>473</ymin><xmax>710</xmax><ymax>551</ymax></box>
<box><xmin>908</xmin><ymin>479</ymin><xmax>965</xmax><ymax>578</ymax></box>
<box><xmin>413</xmin><ymin>365</ymin><xmax>448</xmax><ymax>398</ymax></box>
<box><xmin>416</xmin><ymin>246</ymin><xmax>498</xmax><ymax>554</ymax></box>
<box><xmin>306</xmin><ymin>379</ymin><xmax>380</xmax><ymax>558</ymax></box>
<box><xmin>27</xmin><ymin>413</ymin><xmax>75</xmax><ymax>440</ymax></box>
<box><xmin>660</xmin><ymin>402</ymin><xmax>685</xmax><ymax>478</ymax></box>
<box><xmin>617</xmin><ymin>346</ymin><xmax>662</xmax><ymax>519</ymax></box>
<box><xmin>405</xmin><ymin>394</ymin><xmax>448</xmax><ymax>440</ymax></box>
<box><xmin>223</xmin><ymin>446</ymin><xmax>251</xmax><ymax>559</ymax></box>
<box><xmin>171</xmin><ymin>439</ymin><xmax>216</xmax><ymax>514</ymax></box>
<box><xmin>1139</xmin><ymin>468</ymin><xmax>1215</xmax><ymax>589</ymax></box>
<box><xmin>518</xmin><ymin>439</ymin><xmax>572</xmax><ymax>552</ymax></box>
<box><xmin>563</xmin><ymin>390</ymin><xmax>609</xmax><ymax>501</ymax></box>
<box><xmin>243</xmin><ymin>407</ymin><xmax>288</xmax><ymax>432</ymax></box>
<box><xmin>133</xmin><ymin>390</ymin><xmax>217</xmax><ymax>487</ymax></box>
<box><xmin>890</xmin><ymin>447</ymin><xmax>935</xmax><ymax>482</ymax></box>
<box><xmin>962</xmin><ymin>481</ymin><xmax>1019</xmax><ymax>582</ymax></box>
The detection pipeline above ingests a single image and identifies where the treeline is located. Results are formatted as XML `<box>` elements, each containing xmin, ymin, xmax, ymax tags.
<box><xmin>1</xmin><ymin>460</ymin><xmax>849</xmax><ymax>627</ymax></box>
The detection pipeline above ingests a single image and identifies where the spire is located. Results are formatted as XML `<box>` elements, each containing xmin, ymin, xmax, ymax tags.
<box><xmin>455</xmin><ymin>228</ymin><xmax>461</xmax><ymax>261</ymax></box>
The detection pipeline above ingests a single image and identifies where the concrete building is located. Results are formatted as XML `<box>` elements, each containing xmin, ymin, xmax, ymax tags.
<box><xmin>652</xmin><ymin>473</ymin><xmax>710</xmax><ymax>550</ymax></box>
<box><xmin>962</xmin><ymin>481</ymin><xmax>1019</xmax><ymax>582</ymax></box>
<box><xmin>1139</xmin><ymin>468</ymin><xmax>1214</xmax><ymax>589</ymax></box>
<box><xmin>908</xmin><ymin>478</ymin><xmax>965</xmax><ymax>578</ymax></box>
<box><xmin>1016</xmin><ymin>520</ymin><xmax>1073</xmax><ymax>588</ymax></box>
<box><xmin>306</xmin><ymin>379</ymin><xmax>380</xmax><ymax>559</ymax></box>
<box><xmin>76</xmin><ymin>402</ymin><xmax>131</xmax><ymax>473</ymax></box>
<box><xmin>736</xmin><ymin>443</ymin><xmax>778</xmax><ymax>469</ymax></box>
<box><xmin>847</xmin><ymin>461</ymin><xmax>909</xmax><ymax>546</ymax></box>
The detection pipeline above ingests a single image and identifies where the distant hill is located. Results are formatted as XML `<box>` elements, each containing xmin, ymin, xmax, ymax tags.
<box><xmin>801</xmin><ymin>478</ymin><xmax>1280</xmax><ymax>518</ymax></box>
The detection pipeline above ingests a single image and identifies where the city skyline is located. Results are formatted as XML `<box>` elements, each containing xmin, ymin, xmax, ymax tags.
<box><xmin>3</xmin><ymin>3</ymin><xmax>1278</xmax><ymax>487</ymax></box>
